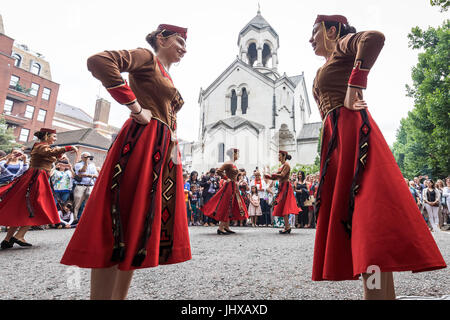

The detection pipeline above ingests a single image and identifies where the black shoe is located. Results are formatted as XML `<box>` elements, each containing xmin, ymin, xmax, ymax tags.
<box><xmin>224</xmin><ymin>228</ymin><xmax>235</xmax><ymax>234</ymax></box>
<box><xmin>217</xmin><ymin>229</ymin><xmax>229</xmax><ymax>235</ymax></box>
<box><xmin>11</xmin><ymin>237</ymin><xmax>32</xmax><ymax>247</ymax></box>
<box><xmin>279</xmin><ymin>228</ymin><xmax>292</xmax><ymax>234</ymax></box>
<box><xmin>1</xmin><ymin>239</ymin><xmax>13</xmax><ymax>249</ymax></box>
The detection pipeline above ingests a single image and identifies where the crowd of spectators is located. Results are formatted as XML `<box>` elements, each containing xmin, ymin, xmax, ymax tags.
<box><xmin>1</xmin><ymin>146</ymin><xmax>448</xmax><ymax>233</ymax></box>
<box><xmin>0</xmin><ymin>149</ymin><xmax>98</xmax><ymax>231</ymax></box>
<box><xmin>406</xmin><ymin>176</ymin><xmax>450</xmax><ymax>232</ymax></box>
<box><xmin>183</xmin><ymin>168</ymin><xmax>321</xmax><ymax>229</ymax></box>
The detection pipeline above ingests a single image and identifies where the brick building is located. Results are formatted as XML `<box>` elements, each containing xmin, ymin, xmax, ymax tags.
<box><xmin>0</xmin><ymin>16</ymin><xmax>59</xmax><ymax>143</ymax></box>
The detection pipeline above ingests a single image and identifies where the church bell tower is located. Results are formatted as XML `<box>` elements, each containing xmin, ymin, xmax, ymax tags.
<box><xmin>237</xmin><ymin>7</ymin><xmax>280</xmax><ymax>79</ymax></box>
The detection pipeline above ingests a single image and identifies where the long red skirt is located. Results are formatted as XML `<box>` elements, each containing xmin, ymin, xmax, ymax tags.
<box><xmin>60</xmin><ymin>119</ymin><xmax>191</xmax><ymax>271</ymax></box>
<box><xmin>272</xmin><ymin>181</ymin><xmax>301</xmax><ymax>217</ymax></box>
<box><xmin>200</xmin><ymin>181</ymin><xmax>249</xmax><ymax>221</ymax></box>
<box><xmin>0</xmin><ymin>168</ymin><xmax>60</xmax><ymax>227</ymax></box>
<box><xmin>312</xmin><ymin>108</ymin><xmax>446</xmax><ymax>281</ymax></box>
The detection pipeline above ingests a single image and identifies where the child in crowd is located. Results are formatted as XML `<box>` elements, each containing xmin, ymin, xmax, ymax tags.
<box><xmin>248</xmin><ymin>186</ymin><xmax>262</xmax><ymax>227</ymax></box>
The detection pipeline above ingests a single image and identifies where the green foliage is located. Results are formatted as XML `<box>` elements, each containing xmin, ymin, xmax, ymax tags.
<box><xmin>291</xmin><ymin>159</ymin><xmax>320</xmax><ymax>176</ymax></box>
<box><xmin>430</xmin><ymin>0</ymin><xmax>449</xmax><ymax>12</ymax></box>
<box><xmin>0</xmin><ymin>116</ymin><xmax>21</xmax><ymax>152</ymax></box>
<box><xmin>393</xmin><ymin>20</ymin><xmax>450</xmax><ymax>179</ymax></box>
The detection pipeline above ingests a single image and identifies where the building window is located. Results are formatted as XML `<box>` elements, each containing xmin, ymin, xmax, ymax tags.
<box><xmin>9</xmin><ymin>75</ymin><xmax>20</xmax><ymax>88</ymax></box>
<box><xmin>30</xmin><ymin>83</ymin><xmax>40</xmax><ymax>96</ymax></box>
<box><xmin>24</xmin><ymin>105</ymin><xmax>35</xmax><ymax>119</ymax></box>
<box><xmin>37</xmin><ymin>109</ymin><xmax>47</xmax><ymax>122</ymax></box>
<box><xmin>230</xmin><ymin>90</ymin><xmax>237</xmax><ymax>116</ymax></box>
<box><xmin>218</xmin><ymin>143</ymin><xmax>225</xmax><ymax>162</ymax></box>
<box><xmin>19</xmin><ymin>128</ymin><xmax>30</xmax><ymax>142</ymax></box>
<box><xmin>3</xmin><ymin>99</ymin><xmax>14</xmax><ymax>115</ymax></box>
<box><xmin>241</xmin><ymin>88</ymin><xmax>248</xmax><ymax>114</ymax></box>
<box><xmin>42</xmin><ymin>88</ymin><xmax>51</xmax><ymax>100</ymax></box>
<box><xmin>31</xmin><ymin>62</ymin><xmax>41</xmax><ymax>75</ymax></box>
<box><xmin>12</xmin><ymin>53</ymin><xmax>22</xmax><ymax>67</ymax></box>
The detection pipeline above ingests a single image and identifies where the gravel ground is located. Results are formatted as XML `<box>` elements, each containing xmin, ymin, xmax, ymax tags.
<box><xmin>0</xmin><ymin>226</ymin><xmax>448</xmax><ymax>300</ymax></box>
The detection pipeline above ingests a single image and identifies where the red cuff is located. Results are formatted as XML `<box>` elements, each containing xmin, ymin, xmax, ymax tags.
<box><xmin>348</xmin><ymin>61</ymin><xmax>369</xmax><ymax>89</ymax></box>
<box><xmin>64</xmin><ymin>146</ymin><xmax>73</xmax><ymax>152</ymax></box>
<box><xmin>106</xmin><ymin>80</ymin><xmax>137</xmax><ymax>105</ymax></box>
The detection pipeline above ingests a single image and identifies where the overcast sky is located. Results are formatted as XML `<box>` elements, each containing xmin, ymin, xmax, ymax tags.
<box><xmin>1</xmin><ymin>0</ymin><xmax>446</xmax><ymax>146</ymax></box>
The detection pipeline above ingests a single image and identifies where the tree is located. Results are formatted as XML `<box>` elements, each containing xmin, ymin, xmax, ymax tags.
<box><xmin>430</xmin><ymin>0</ymin><xmax>449</xmax><ymax>12</ymax></box>
<box><xmin>392</xmin><ymin>20</ymin><xmax>449</xmax><ymax>178</ymax></box>
<box><xmin>0</xmin><ymin>116</ymin><xmax>21</xmax><ymax>152</ymax></box>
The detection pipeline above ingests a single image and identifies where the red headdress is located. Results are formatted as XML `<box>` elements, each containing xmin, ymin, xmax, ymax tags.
<box><xmin>314</xmin><ymin>15</ymin><xmax>348</xmax><ymax>25</ymax></box>
<box><xmin>157</xmin><ymin>24</ymin><xmax>188</xmax><ymax>40</ymax></box>
<box><xmin>39</xmin><ymin>128</ymin><xmax>56</xmax><ymax>134</ymax></box>
<box><xmin>279</xmin><ymin>150</ymin><xmax>288</xmax><ymax>156</ymax></box>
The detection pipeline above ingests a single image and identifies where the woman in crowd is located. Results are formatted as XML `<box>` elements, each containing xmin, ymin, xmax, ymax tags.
<box><xmin>264</xmin><ymin>151</ymin><xmax>300</xmax><ymax>234</ymax></box>
<box><xmin>248</xmin><ymin>185</ymin><xmax>262</xmax><ymax>227</ymax></box>
<box><xmin>309</xmin><ymin>14</ymin><xmax>446</xmax><ymax>299</ymax></box>
<box><xmin>435</xmin><ymin>179</ymin><xmax>445</xmax><ymax>229</ymax></box>
<box><xmin>423</xmin><ymin>180</ymin><xmax>441</xmax><ymax>232</ymax></box>
<box><xmin>61</xmin><ymin>24</ymin><xmax>192</xmax><ymax>300</ymax></box>
<box><xmin>0</xmin><ymin>128</ymin><xmax>77</xmax><ymax>249</ymax></box>
<box><xmin>295</xmin><ymin>171</ymin><xmax>309</xmax><ymax>228</ymax></box>
<box><xmin>443</xmin><ymin>178</ymin><xmax>450</xmax><ymax>226</ymax></box>
<box><xmin>250</xmin><ymin>171</ymin><xmax>269</xmax><ymax>226</ymax></box>
<box><xmin>200</xmin><ymin>148</ymin><xmax>248</xmax><ymax>234</ymax></box>
<box><xmin>0</xmin><ymin>148</ymin><xmax>29</xmax><ymax>186</ymax></box>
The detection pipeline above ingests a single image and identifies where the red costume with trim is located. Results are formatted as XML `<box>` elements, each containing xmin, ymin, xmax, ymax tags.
<box><xmin>61</xmin><ymin>36</ymin><xmax>192</xmax><ymax>270</ymax></box>
<box><xmin>311</xmin><ymin>15</ymin><xmax>446</xmax><ymax>281</ymax></box>
<box><xmin>200</xmin><ymin>162</ymin><xmax>249</xmax><ymax>222</ymax></box>
<box><xmin>0</xmin><ymin>129</ymin><xmax>74</xmax><ymax>227</ymax></box>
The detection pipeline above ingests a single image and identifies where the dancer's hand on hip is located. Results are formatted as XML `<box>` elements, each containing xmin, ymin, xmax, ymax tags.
<box><xmin>129</xmin><ymin>101</ymin><xmax>152</xmax><ymax>125</ymax></box>
<box><xmin>344</xmin><ymin>86</ymin><xmax>367</xmax><ymax>111</ymax></box>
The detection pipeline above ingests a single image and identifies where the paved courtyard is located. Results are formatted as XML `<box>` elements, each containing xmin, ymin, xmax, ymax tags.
<box><xmin>0</xmin><ymin>226</ymin><xmax>448</xmax><ymax>300</ymax></box>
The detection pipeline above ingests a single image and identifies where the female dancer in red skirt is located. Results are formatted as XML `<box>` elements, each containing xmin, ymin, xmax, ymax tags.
<box><xmin>60</xmin><ymin>24</ymin><xmax>192</xmax><ymax>300</ymax></box>
<box><xmin>0</xmin><ymin>128</ymin><xmax>77</xmax><ymax>249</ymax></box>
<box><xmin>309</xmin><ymin>14</ymin><xmax>446</xmax><ymax>299</ymax></box>
<box><xmin>264</xmin><ymin>151</ymin><xmax>300</xmax><ymax>234</ymax></box>
<box><xmin>200</xmin><ymin>148</ymin><xmax>249</xmax><ymax>235</ymax></box>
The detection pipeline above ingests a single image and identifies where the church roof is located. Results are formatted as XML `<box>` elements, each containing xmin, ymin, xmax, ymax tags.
<box><xmin>206</xmin><ymin>116</ymin><xmax>265</xmax><ymax>134</ymax></box>
<box><xmin>297</xmin><ymin>122</ymin><xmax>322</xmax><ymax>141</ymax></box>
<box><xmin>288</xmin><ymin>75</ymin><xmax>304</xmax><ymax>86</ymax></box>
<box><xmin>239</xmin><ymin>12</ymin><xmax>278</xmax><ymax>40</ymax></box>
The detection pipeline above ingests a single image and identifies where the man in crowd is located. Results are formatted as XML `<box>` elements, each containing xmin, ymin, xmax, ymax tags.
<box><xmin>73</xmin><ymin>152</ymin><xmax>98</xmax><ymax>221</ymax></box>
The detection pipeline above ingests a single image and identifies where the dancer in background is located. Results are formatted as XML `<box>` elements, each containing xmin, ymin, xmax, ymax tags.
<box><xmin>265</xmin><ymin>151</ymin><xmax>300</xmax><ymax>234</ymax></box>
<box><xmin>309</xmin><ymin>14</ymin><xmax>446</xmax><ymax>299</ymax></box>
<box><xmin>0</xmin><ymin>128</ymin><xmax>77</xmax><ymax>249</ymax></box>
<box><xmin>61</xmin><ymin>24</ymin><xmax>192</xmax><ymax>300</ymax></box>
<box><xmin>200</xmin><ymin>148</ymin><xmax>249</xmax><ymax>234</ymax></box>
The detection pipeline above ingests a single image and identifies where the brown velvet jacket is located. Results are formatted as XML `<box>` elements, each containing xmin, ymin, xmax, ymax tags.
<box><xmin>313</xmin><ymin>31</ymin><xmax>385</xmax><ymax>119</ymax></box>
<box><xmin>30</xmin><ymin>143</ymin><xmax>67</xmax><ymax>173</ymax></box>
<box><xmin>87</xmin><ymin>48</ymin><xmax>183</xmax><ymax>134</ymax></box>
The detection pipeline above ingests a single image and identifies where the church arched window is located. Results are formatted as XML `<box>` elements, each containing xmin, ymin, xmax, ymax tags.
<box><xmin>218</xmin><ymin>143</ymin><xmax>225</xmax><ymax>162</ymax></box>
<box><xmin>247</xmin><ymin>43</ymin><xmax>257</xmax><ymax>66</ymax></box>
<box><xmin>241</xmin><ymin>88</ymin><xmax>248</xmax><ymax>114</ymax></box>
<box><xmin>262</xmin><ymin>43</ymin><xmax>272</xmax><ymax>67</ymax></box>
<box><xmin>231</xmin><ymin>90</ymin><xmax>237</xmax><ymax>115</ymax></box>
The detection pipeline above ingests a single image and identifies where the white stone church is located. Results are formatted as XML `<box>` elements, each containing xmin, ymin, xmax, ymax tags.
<box><xmin>189</xmin><ymin>10</ymin><xmax>321</xmax><ymax>174</ymax></box>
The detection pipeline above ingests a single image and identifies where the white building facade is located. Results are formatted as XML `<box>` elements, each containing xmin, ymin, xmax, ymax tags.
<box><xmin>191</xmin><ymin>10</ymin><xmax>321</xmax><ymax>174</ymax></box>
